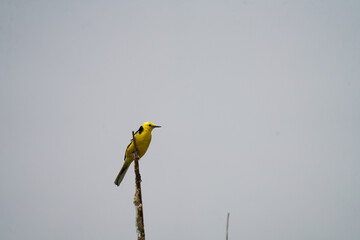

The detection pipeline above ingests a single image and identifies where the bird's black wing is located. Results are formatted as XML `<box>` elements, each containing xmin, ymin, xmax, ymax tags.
<box><xmin>134</xmin><ymin>125</ymin><xmax>144</xmax><ymax>135</ymax></box>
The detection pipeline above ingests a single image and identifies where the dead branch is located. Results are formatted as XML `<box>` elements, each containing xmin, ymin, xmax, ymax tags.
<box><xmin>132</xmin><ymin>131</ymin><xmax>145</xmax><ymax>240</ymax></box>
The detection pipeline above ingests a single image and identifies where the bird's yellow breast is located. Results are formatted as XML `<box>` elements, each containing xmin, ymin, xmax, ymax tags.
<box><xmin>125</xmin><ymin>129</ymin><xmax>152</xmax><ymax>160</ymax></box>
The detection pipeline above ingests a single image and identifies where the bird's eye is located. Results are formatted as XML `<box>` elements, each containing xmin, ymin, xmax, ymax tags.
<box><xmin>148</xmin><ymin>124</ymin><xmax>152</xmax><ymax>126</ymax></box>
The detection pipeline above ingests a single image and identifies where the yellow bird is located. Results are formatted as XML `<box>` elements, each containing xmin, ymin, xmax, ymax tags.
<box><xmin>114</xmin><ymin>122</ymin><xmax>161</xmax><ymax>186</ymax></box>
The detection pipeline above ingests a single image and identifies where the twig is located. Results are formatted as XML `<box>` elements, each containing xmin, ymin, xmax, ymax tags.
<box><xmin>226</xmin><ymin>212</ymin><xmax>230</xmax><ymax>240</ymax></box>
<box><xmin>132</xmin><ymin>131</ymin><xmax>145</xmax><ymax>240</ymax></box>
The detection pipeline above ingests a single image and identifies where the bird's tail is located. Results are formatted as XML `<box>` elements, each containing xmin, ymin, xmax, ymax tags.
<box><xmin>114</xmin><ymin>159</ymin><xmax>131</xmax><ymax>186</ymax></box>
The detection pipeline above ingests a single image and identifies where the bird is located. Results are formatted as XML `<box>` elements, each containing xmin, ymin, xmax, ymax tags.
<box><xmin>114</xmin><ymin>122</ymin><xmax>161</xmax><ymax>186</ymax></box>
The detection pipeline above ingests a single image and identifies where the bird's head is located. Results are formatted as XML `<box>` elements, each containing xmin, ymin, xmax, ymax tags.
<box><xmin>142</xmin><ymin>122</ymin><xmax>161</xmax><ymax>132</ymax></box>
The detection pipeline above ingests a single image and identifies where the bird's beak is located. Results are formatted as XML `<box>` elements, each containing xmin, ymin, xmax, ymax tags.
<box><xmin>153</xmin><ymin>125</ymin><xmax>161</xmax><ymax>128</ymax></box>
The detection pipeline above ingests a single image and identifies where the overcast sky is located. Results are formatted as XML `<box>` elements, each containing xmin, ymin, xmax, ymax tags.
<box><xmin>1</xmin><ymin>0</ymin><xmax>360</xmax><ymax>239</ymax></box>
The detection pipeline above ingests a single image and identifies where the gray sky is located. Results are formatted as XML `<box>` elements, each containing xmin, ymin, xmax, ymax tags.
<box><xmin>1</xmin><ymin>0</ymin><xmax>360</xmax><ymax>239</ymax></box>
